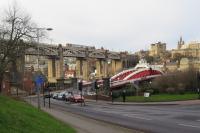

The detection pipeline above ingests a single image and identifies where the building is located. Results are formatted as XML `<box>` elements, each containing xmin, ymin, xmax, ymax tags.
<box><xmin>172</xmin><ymin>37</ymin><xmax>200</xmax><ymax>59</ymax></box>
<box><xmin>164</xmin><ymin>61</ymin><xmax>178</xmax><ymax>72</ymax></box>
<box><xmin>149</xmin><ymin>42</ymin><xmax>166</xmax><ymax>57</ymax></box>
<box><xmin>177</xmin><ymin>36</ymin><xmax>185</xmax><ymax>49</ymax></box>
<box><xmin>179</xmin><ymin>58</ymin><xmax>200</xmax><ymax>71</ymax></box>
<box><xmin>135</xmin><ymin>50</ymin><xmax>149</xmax><ymax>59</ymax></box>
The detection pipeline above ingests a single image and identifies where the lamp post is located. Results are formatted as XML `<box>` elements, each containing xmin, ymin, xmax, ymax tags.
<box><xmin>106</xmin><ymin>59</ymin><xmax>111</xmax><ymax>77</ymax></box>
<box><xmin>106</xmin><ymin>58</ymin><xmax>111</xmax><ymax>97</ymax></box>
<box><xmin>35</xmin><ymin>27</ymin><xmax>53</xmax><ymax>109</ymax></box>
<box><xmin>36</xmin><ymin>28</ymin><xmax>53</xmax><ymax>71</ymax></box>
<box><xmin>196</xmin><ymin>71</ymin><xmax>200</xmax><ymax>99</ymax></box>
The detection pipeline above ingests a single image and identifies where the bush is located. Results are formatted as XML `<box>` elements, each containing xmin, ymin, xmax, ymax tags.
<box><xmin>146</xmin><ymin>89</ymin><xmax>154</xmax><ymax>94</ymax></box>
<box><xmin>177</xmin><ymin>88</ymin><xmax>185</xmax><ymax>94</ymax></box>
<box><xmin>177</xmin><ymin>83</ymin><xmax>185</xmax><ymax>94</ymax></box>
<box><xmin>166</xmin><ymin>87</ymin><xmax>176</xmax><ymax>94</ymax></box>
<box><xmin>139</xmin><ymin>81</ymin><xmax>149</xmax><ymax>91</ymax></box>
<box><xmin>151</xmin><ymin>88</ymin><xmax>160</xmax><ymax>94</ymax></box>
<box><xmin>112</xmin><ymin>91</ymin><xmax>121</xmax><ymax>98</ymax></box>
<box><xmin>152</xmin><ymin>68</ymin><xmax>198</xmax><ymax>94</ymax></box>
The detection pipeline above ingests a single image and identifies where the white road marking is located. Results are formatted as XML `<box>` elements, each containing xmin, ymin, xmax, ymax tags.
<box><xmin>130</xmin><ymin>116</ymin><xmax>152</xmax><ymax>120</ymax></box>
<box><xmin>197</xmin><ymin>120</ymin><xmax>200</xmax><ymax>122</ymax></box>
<box><xmin>178</xmin><ymin>123</ymin><xmax>200</xmax><ymax>129</ymax></box>
<box><xmin>123</xmin><ymin>114</ymin><xmax>152</xmax><ymax>120</ymax></box>
<box><xmin>123</xmin><ymin>114</ymin><xmax>139</xmax><ymax>116</ymax></box>
<box><xmin>92</xmin><ymin>108</ymin><xmax>152</xmax><ymax>120</ymax></box>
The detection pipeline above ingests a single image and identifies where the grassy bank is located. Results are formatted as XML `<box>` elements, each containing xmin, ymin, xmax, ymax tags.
<box><xmin>0</xmin><ymin>95</ymin><xmax>76</xmax><ymax>133</ymax></box>
<box><xmin>117</xmin><ymin>93</ymin><xmax>199</xmax><ymax>102</ymax></box>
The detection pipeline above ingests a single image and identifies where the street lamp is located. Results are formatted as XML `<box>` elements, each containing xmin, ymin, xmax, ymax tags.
<box><xmin>36</xmin><ymin>27</ymin><xmax>53</xmax><ymax>71</ymax></box>
<box><xmin>105</xmin><ymin>58</ymin><xmax>111</xmax><ymax>96</ymax></box>
<box><xmin>35</xmin><ymin>27</ymin><xmax>53</xmax><ymax>109</ymax></box>
<box><xmin>106</xmin><ymin>58</ymin><xmax>111</xmax><ymax>77</ymax></box>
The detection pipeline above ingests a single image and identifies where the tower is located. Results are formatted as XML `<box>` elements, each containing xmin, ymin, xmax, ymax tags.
<box><xmin>178</xmin><ymin>36</ymin><xmax>184</xmax><ymax>49</ymax></box>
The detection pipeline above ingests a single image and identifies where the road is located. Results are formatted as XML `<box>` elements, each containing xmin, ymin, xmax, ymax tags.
<box><xmin>29</xmin><ymin>97</ymin><xmax>200</xmax><ymax>133</ymax></box>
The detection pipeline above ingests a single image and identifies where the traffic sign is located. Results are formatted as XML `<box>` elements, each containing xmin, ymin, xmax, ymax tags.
<box><xmin>35</xmin><ymin>75</ymin><xmax>45</xmax><ymax>87</ymax></box>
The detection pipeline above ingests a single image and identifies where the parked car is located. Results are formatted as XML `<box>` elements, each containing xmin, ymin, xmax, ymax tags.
<box><xmin>65</xmin><ymin>92</ymin><xmax>73</xmax><ymax>101</ymax></box>
<box><xmin>57</xmin><ymin>91</ymin><xmax>68</xmax><ymax>100</ymax></box>
<box><xmin>87</xmin><ymin>92</ymin><xmax>96</xmax><ymax>96</ymax></box>
<box><xmin>69</xmin><ymin>94</ymin><xmax>84</xmax><ymax>103</ymax></box>
<box><xmin>52</xmin><ymin>92</ymin><xmax>59</xmax><ymax>99</ymax></box>
<box><xmin>44</xmin><ymin>94</ymin><xmax>51</xmax><ymax>98</ymax></box>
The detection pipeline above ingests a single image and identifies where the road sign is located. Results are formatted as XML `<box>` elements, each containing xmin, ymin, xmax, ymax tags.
<box><xmin>35</xmin><ymin>75</ymin><xmax>45</xmax><ymax>87</ymax></box>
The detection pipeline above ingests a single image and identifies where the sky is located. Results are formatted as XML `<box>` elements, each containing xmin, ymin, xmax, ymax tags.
<box><xmin>1</xmin><ymin>0</ymin><xmax>200</xmax><ymax>52</ymax></box>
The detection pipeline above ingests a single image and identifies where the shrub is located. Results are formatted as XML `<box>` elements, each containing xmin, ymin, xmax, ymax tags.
<box><xmin>177</xmin><ymin>88</ymin><xmax>185</xmax><ymax>94</ymax></box>
<box><xmin>166</xmin><ymin>87</ymin><xmax>176</xmax><ymax>94</ymax></box>
<box><xmin>152</xmin><ymin>68</ymin><xmax>198</xmax><ymax>94</ymax></box>
<box><xmin>177</xmin><ymin>83</ymin><xmax>186</xmax><ymax>94</ymax></box>
<box><xmin>146</xmin><ymin>89</ymin><xmax>154</xmax><ymax>94</ymax></box>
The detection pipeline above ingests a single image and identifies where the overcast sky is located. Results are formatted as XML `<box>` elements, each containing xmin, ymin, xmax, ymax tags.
<box><xmin>1</xmin><ymin>0</ymin><xmax>200</xmax><ymax>52</ymax></box>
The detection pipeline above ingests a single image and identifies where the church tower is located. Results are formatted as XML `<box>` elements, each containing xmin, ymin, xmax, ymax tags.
<box><xmin>177</xmin><ymin>36</ymin><xmax>184</xmax><ymax>49</ymax></box>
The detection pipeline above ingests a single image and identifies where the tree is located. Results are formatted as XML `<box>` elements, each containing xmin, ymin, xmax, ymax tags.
<box><xmin>0</xmin><ymin>4</ymin><xmax>37</xmax><ymax>93</ymax></box>
<box><xmin>152</xmin><ymin>68</ymin><xmax>197</xmax><ymax>94</ymax></box>
<box><xmin>161</xmin><ymin>51</ymin><xmax>171</xmax><ymax>62</ymax></box>
<box><xmin>144</xmin><ymin>55</ymin><xmax>154</xmax><ymax>63</ymax></box>
<box><xmin>172</xmin><ymin>53</ymin><xmax>185</xmax><ymax>63</ymax></box>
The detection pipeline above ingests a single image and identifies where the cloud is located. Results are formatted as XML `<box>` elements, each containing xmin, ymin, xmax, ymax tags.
<box><xmin>1</xmin><ymin>0</ymin><xmax>200</xmax><ymax>51</ymax></box>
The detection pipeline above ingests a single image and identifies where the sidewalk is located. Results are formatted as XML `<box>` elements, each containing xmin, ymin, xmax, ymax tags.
<box><xmin>26</xmin><ymin>99</ymin><xmax>141</xmax><ymax>133</ymax></box>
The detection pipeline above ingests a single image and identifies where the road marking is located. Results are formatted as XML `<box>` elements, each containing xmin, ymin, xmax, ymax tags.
<box><xmin>123</xmin><ymin>114</ymin><xmax>139</xmax><ymax>116</ymax></box>
<box><xmin>178</xmin><ymin>123</ymin><xmax>200</xmax><ymax>129</ymax></box>
<box><xmin>197</xmin><ymin>120</ymin><xmax>200</xmax><ymax>122</ymax></box>
<box><xmin>131</xmin><ymin>116</ymin><xmax>152</xmax><ymax>120</ymax></box>
<box><xmin>123</xmin><ymin>114</ymin><xmax>152</xmax><ymax>120</ymax></box>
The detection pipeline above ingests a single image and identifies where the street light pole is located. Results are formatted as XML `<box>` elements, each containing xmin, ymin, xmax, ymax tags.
<box><xmin>36</xmin><ymin>27</ymin><xmax>53</xmax><ymax>109</ymax></box>
<box><xmin>37</xmin><ymin>29</ymin><xmax>40</xmax><ymax>71</ymax></box>
<box><xmin>36</xmin><ymin>28</ymin><xmax>53</xmax><ymax>71</ymax></box>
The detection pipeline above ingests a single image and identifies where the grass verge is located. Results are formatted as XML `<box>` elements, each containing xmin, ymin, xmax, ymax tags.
<box><xmin>117</xmin><ymin>93</ymin><xmax>199</xmax><ymax>102</ymax></box>
<box><xmin>0</xmin><ymin>95</ymin><xmax>76</xmax><ymax>133</ymax></box>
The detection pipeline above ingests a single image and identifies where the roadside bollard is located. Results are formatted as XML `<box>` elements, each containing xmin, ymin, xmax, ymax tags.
<box><xmin>122</xmin><ymin>90</ymin><xmax>126</xmax><ymax>103</ymax></box>
<box><xmin>197</xmin><ymin>88</ymin><xmax>200</xmax><ymax>99</ymax></box>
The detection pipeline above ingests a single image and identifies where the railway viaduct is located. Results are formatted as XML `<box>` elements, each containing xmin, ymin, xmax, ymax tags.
<box><xmin>24</xmin><ymin>43</ymin><xmax>128</xmax><ymax>82</ymax></box>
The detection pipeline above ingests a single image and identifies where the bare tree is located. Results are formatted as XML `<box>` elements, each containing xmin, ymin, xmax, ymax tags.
<box><xmin>0</xmin><ymin>4</ymin><xmax>37</xmax><ymax>93</ymax></box>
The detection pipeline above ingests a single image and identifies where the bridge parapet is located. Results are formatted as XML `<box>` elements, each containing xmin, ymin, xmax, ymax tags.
<box><xmin>25</xmin><ymin>43</ymin><xmax>123</xmax><ymax>59</ymax></box>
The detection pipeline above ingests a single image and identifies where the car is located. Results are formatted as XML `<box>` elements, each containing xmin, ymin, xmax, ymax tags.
<box><xmin>57</xmin><ymin>93</ymin><xmax>64</xmax><ymax>100</ymax></box>
<box><xmin>57</xmin><ymin>91</ymin><xmax>68</xmax><ymax>100</ymax></box>
<box><xmin>44</xmin><ymin>94</ymin><xmax>51</xmax><ymax>98</ymax></box>
<box><xmin>69</xmin><ymin>94</ymin><xmax>84</xmax><ymax>103</ymax></box>
<box><xmin>65</xmin><ymin>92</ymin><xmax>72</xmax><ymax>101</ymax></box>
<box><xmin>87</xmin><ymin>92</ymin><xmax>96</xmax><ymax>96</ymax></box>
<box><xmin>52</xmin><ymin>92</ymin><xmax>59</xmax><ymax>99</ymax></box>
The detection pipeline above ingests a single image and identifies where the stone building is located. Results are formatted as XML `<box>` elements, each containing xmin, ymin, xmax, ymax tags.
<box><xmin>172</xmin><ymin>37</ymin><xmax>200</xmax><ymax>59</ymax></box>
<box><xmin>149</xmin><ymin>42</ymin><xmax>166</xmax><ymax>57</ymax></box>
<box><xmin>179</xmin><ymin>58</ymin><xmax>200</xmax><ymax>71</ymax></box>
<box><xmin>163</xmin><ymin>62</ymin><xmax>178</xmax><ymax>72</ymax></box>
<box><xmin>177</xmin><ymin>36</ymin><xmax>185</xmax><ymax>49</ymax></box>
<box><xmin>135</xmin><ymin>50</ymin><xmax>149</xmax><ymax>59</ymax></box>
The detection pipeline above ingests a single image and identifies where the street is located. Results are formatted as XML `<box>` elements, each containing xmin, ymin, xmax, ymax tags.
<box><xmin>29</xmin><ymin>97</ymin><xmax>200</xmax><ymax>133</ymax></box>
